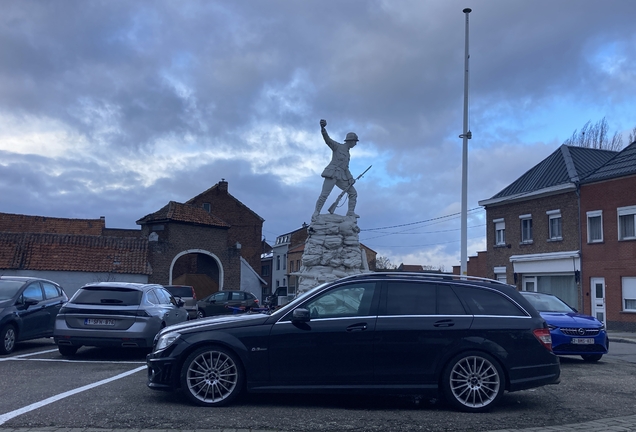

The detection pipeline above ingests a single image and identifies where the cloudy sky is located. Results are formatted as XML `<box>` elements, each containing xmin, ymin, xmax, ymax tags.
<box><xmin>2</xmin><ymin>0</ymin><xmax>635</xmax><ymax>271</ymax></box>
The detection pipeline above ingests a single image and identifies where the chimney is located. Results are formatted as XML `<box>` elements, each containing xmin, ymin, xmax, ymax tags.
<box><xmin>218</xmin><ymin>178</ymin><xmax>228</xmax><ymax>193</ymax></box>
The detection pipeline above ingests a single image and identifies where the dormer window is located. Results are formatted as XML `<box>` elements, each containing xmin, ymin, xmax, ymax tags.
<box><xmin>202</xmin><ymin>203</ymin><xmax>211</xmax><ymax>212</ymax></box>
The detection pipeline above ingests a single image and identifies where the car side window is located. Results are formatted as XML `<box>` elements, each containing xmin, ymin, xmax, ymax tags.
<box><xmin>229</xmin><ymin>292</ymin><xmax>242</xmax><ymax>301</ymax></box>
<box><xmin>214</xmin><ymin>292</ymin><xmax>229</xmax><ymax>302</ymax></box>
<box><xmin>23</xmin><ymin>283</ymin><xmax>45</xmax><ymax>302</ymax></box>
<box><xmin>452</xmin><ymin>285</ymin><xmax>526</xmax><ymax>317</ymax></box>
<box><xmin>155</xmin><ymin>288</ymin><xmax>171</xmax><ymax>305</ymax></box>
<box><xmin>146</xmin><ymin>290</ymin><xmax>159</xmax><ymax>304</ymax></box>
<box><xmin>386</xmin><ymin>282</ymin><xmax>436</xmax><ymax>315</ymax></box>
<box><xmin>305</xmin><ymin>282</ymin><xmax>376</xmax><ymax>319</ymax></box>
<box><xmin>42</xmin><ymin>282</ymin><xmax>61</xmax><ymax>299</ymax></box>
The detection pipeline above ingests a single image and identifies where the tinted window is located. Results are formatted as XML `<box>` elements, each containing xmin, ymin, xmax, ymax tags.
<box><xmin>210</xmin><ymin>292</ymin><xmax>228</xmax><ymax>302</ymax></box>
<box><xmin>73</xmin><ymin>288</ymin><xmax>142</xmax><ymax>306</ymax></box>
<box><xmin>386</xmin><ymin>282</ymin><xmax>436</xmax><ymax>315</ymax></box>
<box><xmin>155</xmin><ymin>288</ymin><xmax>172</xmax><ymax>305</ymax></box>
<box><xmin>385</xmin><ymin>282</ymin><xmax>466</xmax><ymax>315</ymax></box>
<box><xmin>23</xmin><ymin>283</ymin><xmax>44</xmax><ymax>301</ymax></box>
<box><xmin>0</xmin><ymin>280</ymin><xmax>25</xmax><ymax>300</ymax></box>
<box><xmin>305</xmin><ymin>282</ymin><xmax>376</xmax><ymax>319</ymax></box>
<box><xmin>146</xmin><ymin>290</ymin><xmax>159</xmax><ymax>304</ymax></box>
<box><xmin>453</xmin><ymin>285</ymin><xmax>525</xmax><ymax>316</ymax></box>
<box><xmin>42</xmin><ymin>282</ymin><xmax>62</xmax><ymax>299</ymax></box>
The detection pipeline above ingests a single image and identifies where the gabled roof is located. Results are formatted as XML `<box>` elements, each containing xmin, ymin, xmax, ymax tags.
<box><xmin>186</xmin><ymin>181</ymin><xmax>264</xmax><ymax>222</ymax></box>
<box><xmin>480</xmin><ymin>145</ymin><xmax>617</xmax><ymax>206</ymax></box>
<box><xmin>0</xmin><ymin>212</ymin><xmax>105</xmax><ymax>235</ymax></box>
<box><xmin>581</xmin><ymin>141</ymin><xmax>636</xmax><ymax>184</ymax></box>
<box><xmin>136</xmin><ymin>201</ymin><xmax>230</xmax><ymax>228</ymax></box>
<box><xmin>0</xmin><ymin>232</ymin><xmax>150</xmax><ymax>274</ymax></box>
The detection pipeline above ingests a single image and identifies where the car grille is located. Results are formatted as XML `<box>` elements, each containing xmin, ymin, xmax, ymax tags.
<box><xmin>560</xmin><ymin>328</ymin><xmax>600</xmax><ymax>336</ymax></box>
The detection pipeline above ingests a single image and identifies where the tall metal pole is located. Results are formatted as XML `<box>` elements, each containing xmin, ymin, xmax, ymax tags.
<box><xmin>460</xmin><ymin>8</ymin><xmax>472</xmax><ymax>276</ymax></box>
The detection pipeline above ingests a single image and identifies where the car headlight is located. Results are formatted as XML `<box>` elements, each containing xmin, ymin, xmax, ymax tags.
<box><xmin>155</xmin><ymin>332</ymin><xmax>180</xmax><ymax>352</ymax></box>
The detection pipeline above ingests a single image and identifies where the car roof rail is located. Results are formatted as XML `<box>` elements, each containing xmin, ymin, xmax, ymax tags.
<box><xmin>339</xmin><ymin>272</ymin><xmax>508</xmax><ymax>285</ymax></box>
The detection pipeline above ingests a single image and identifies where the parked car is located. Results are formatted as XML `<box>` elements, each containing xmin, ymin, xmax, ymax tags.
<box><xmin>0</xmin><ymin>276</ymin><xmax>68</xmax><ymax>355</ymax></box>
<box><xmin>147</xmin><ymin>273</ymin><xmax>560</xmax><ymax>412</ymax></box>
<box><xmin>163</xmin><ymin>285</ymin><xmax>197</xmax><ymax>320</ymax></box>
<box><xmin>519</xmin><ymin>291</ymin><xmax>609</xmax><ymax>362</ymax></box>
<box><xmin>54</xmin><ymin>282</ymin><xmax>188</xmax><ymax>356</ymax></box>
<box><xmin>196</xmin><ymin>290</ymin><xmax>259</xmax><ymax>318</ymax></box>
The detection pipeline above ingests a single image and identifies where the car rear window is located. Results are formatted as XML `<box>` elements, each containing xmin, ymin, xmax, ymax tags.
<box><xmin>165</xmin><ymin>286</ymin><xmax>193</xmax><ymax>298</ymax></box>
<box><xmin>72</xmin><ymin>288</ymin><xmax>142</xmax><ymax>306</ymax></box>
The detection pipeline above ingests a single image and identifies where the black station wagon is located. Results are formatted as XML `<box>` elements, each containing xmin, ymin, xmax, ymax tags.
<box><xmin>146</xmin><ymin>273</ymin><xmax>560</xmax><ymax>412</ymax></box>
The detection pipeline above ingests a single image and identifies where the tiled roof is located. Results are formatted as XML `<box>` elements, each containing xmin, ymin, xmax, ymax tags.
<box><xmin>582</xmin><ymin>141</ymin><xmax>636</xmax><ymax>183</ymax></box>
<box><xmin>0</xmin><ymin>232</ymin><xmax>150</xmax><ymax>274</ymax></box>
<box><xmin>489</xmin><ymin>145</ymin><xmax>617</xmax><ymax>200</ymax></box>
<box><xmin>0</xmin><ymin>212</ymin><xmax>104</xmax><ymax>235</ymax></box>
<box><xmin>136</xmin><ymin>201</ymin><xmax>230</xmax><ymax>228</ymax></box>
<box><xmin>186</xmin><ymin>181</ymin><xmax>265</xmax><ymax>222</ymax></box>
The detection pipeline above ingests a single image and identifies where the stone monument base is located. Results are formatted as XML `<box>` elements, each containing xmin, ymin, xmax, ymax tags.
<box><xmin>297</xmin><ymin>213</ymin><xmax>370</xmax><ymax>293</ymax></box>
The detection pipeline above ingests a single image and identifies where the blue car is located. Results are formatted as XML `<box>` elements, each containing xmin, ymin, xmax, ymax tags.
<box><xmin>520</xmin><ymin>291</ymin><xmax>608</xmax><ymax>362</ymax></box>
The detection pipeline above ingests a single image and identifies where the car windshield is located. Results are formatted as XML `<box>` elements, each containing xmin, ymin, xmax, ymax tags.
<box><xmin>0</xmin><ymin>280</ymin><xmax>26</xmax><ymax>300</ymax></box>
<box><xmin>522</xmin><ymin>292</ymin><xmax>574</xmax><ymax>313</ymax></box>
<box><xmin>269</xmin><ymin>282</ymin><xmax>330</xmax><ymax>316</ymax></box>
<box><xmin>71</xmin><ymin>287</ymin><xmax>143</xmax><ymax>306</ymax></box>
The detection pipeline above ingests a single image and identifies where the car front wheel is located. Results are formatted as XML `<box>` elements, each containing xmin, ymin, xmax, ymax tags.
<box><xmin>197</xmin><ymin>309</ymin><xmax>205</xmax><ymax>319</ymax></box>
<box><xmin>1</xmin><ymin>324</ymin><xmax>17</xmax><ymax>355</ymax></box>
<box><xmin>442</xmin><ymin>351</ymin><xmax>505</xmax><ymax>412</ymax></box>
<box><xmin>180</xmin><ymin>346</ymin><xmax>244</xmax><ymax>407</ymax></box>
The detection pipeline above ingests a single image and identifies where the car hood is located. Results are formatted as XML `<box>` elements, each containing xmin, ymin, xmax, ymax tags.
<box><xmin>159</xmin><ymin>312</ymin><xmax>270</xmax><ymax>336</ymax></box>
<box><xmin>540</xmin><ymin>311</ymin><xmax>602</xmax><ymax>329</ymax></box>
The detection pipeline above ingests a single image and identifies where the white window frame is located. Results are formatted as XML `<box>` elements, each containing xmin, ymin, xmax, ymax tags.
<box><xmin>519</xmin><ymin>214</ymin><xmax>533</xmax><ymax>244</ymax></box>
<box><xmin>622</xmin><ymin>277</ymin><xmax>636</xmax><ymax>312</ymax></box>
<box><xmin>547</xmin><ymin>209</ymin><xmax>562</xmax><ymax>240</ymax></box>
<box><xmin>494</xmin><ymin>266</ymin><xmax>507</xmax><ymax>283</ymax></box>
<box><xmin>494</xmin><ymin>218</ymin><xmax>505</xmax><ymax>246</ymax></box>
<box><xmin>587</xmin><ymin>210</ymin><xmax>603</xmax><ymax>243</ymax></box>
<box><xmin>617</xmin><ymin>205</ymin><xmax>636</xmax><ymax>241</ymax></box>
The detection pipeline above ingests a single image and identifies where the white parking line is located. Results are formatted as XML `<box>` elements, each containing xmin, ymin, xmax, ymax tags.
<box><xmin>15</xmin><ymin>358</ymin><xmax>145</xmax><ymax>364</ymax></box>
<box><xmin>0</xmin><ymin>365</ymin><xmax>146</xmax><ymax>426</ymax></box>
<box><xmin>0</xmin><ymin>348</ymin><xmax>59</xmax><ymax>362</ymax></box>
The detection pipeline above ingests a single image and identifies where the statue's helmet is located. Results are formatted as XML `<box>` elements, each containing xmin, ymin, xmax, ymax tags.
<box><xmin>345</xmin><ymin>132</ymin><xmax>359</xmax><ymax>142</ymax></box>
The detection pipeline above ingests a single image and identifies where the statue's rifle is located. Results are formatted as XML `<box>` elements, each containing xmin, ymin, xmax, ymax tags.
<box><xmin>327</xmin><ymin>165</ymin><xmax>372</xmax><ymax>214</ymax></box>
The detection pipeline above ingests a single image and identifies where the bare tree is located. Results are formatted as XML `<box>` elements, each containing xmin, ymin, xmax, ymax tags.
<box><xmin>563</xmin><ymin>117</ymin><xmax>624</xmax><ymax>151</ymax></box>
<box><xmin>374</xmin><ymin>256</ymin><xmax>397</xmax><ymax>270</ymax></box>
<box><xmin>628</xmin><ymin>127</ymin><xmax>636</xmax><ymax>145</ymax></box>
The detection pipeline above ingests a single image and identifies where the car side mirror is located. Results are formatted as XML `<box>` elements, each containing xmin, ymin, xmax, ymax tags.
<box><xmin>177</xmin><ymin>299</ymin><xmax>185</xmax><ymax>307</ymax></box>
<box><xmin>24</xmin><ymin>298</ymin><xmax>40</xmax><ymax>307</ymax></box>
<box><xmin>292</xmin><ymin>308</ymin><xmax>310</xmax><ymax>323</ymax></box>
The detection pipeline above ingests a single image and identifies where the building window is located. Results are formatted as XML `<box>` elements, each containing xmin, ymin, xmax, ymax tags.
<box><xmin>494</xmin><ymin>218</ymin><xmax>505</xmax><ymax>246</ymax></box>
<box><xmin>202</xmin><ymin>203</ymin><xmax>211</xmax><ymax>212</ymax></box>
<box><xmin>296</xmin><ymin>259</ymin><xmax>301</xmax><ymax>271</ymax></box>
<box><xmin>261</xmin><ymin>265</ymin><xmax>270</xmax><ymax>277</ymax></box>
<box><xmin>276</xmin><ymin>280</ymin><xmax>280</xmax><ymax>288</ymax></box>
<box><xmin>276</xmin><ymin>255</ymin><xmax>280</xmax><ymax>270</ymax></box>
<box><xmin>520</xmin><ymin>214</ymin><xmax>533</xmax><ymax>243</ymax></box>
<box><xmin>547</xmin><ymin>210</ymin><xmax>562</xmax><ymax>240</ymax></box>
<box><xmin>289</xmin><ymin>260</ymin><xmax>294</xmax><ymax>272</ymax></box>
<box><xmin>587</xmin><ymin>210</ymin><xmax>603</xmax><ymax>243</ymax></box>
<box><xmin>622</xmin><ymin>277</ymin><xmax>636</xmax><ymax>311</ymax></box>
<box><xmin>283</xmin><ymin>254</ymin><xmax>286</xmax><ymax>270</ymax></box>
<box><xmin>494</xmin><ymin>266</ymin><xmax>507</xmax><ymax>283</ymax></box>
<box><xmin>618</xmin><ymin>205</ymin><xmax>636</xmax><ymax>241</ymax></box>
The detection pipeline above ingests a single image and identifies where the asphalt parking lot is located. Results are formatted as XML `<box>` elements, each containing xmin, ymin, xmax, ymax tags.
<box><xmin>1</xmin><ymin>336</ymin><xmax>636</xmax><ymax>432</ymax></box>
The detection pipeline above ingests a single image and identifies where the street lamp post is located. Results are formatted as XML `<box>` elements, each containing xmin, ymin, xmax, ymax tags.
<box><xmin>460</xmin><ymin>7</ymin><xmax>472</xmax><ymax>276</ymax></box>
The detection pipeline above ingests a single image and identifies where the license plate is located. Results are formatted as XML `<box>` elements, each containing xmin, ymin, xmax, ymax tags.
<box><xmin>84</xmin><ymin>318</ymin><xmax>115</xmax><ymax>326</ymax></box>
<box><xmin>572</xmin><ymin>338</ymin><xmax>594</xmax><ymax>344</ymax></box>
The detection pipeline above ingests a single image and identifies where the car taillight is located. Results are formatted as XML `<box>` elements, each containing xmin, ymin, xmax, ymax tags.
<box><xmin>254</xmin><ymin>299</ymin><xmax>259</xmax><ymax>303</ymax></box>
<box><xmin>191</xmin><ymin>287</ymin><xmax>197</xmax><ymax>300</ymax></box>
<box><xmin>533</xmin><ymin>328</ymin><xmax>553</xmax><ymax>351</ymax></box>
<box><xmin>136</xmin><ymin>310</ymin><xmax>151</xmax><ymax>317</ymax></box>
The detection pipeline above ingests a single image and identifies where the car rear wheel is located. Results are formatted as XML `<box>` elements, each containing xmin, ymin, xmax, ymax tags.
<box><xmin>180</xmin><ymin>346</ymin><xmax>244</xmax><ymax>407</ymax></box>
<box><xmin>442</xmin><ymin>351</ymin><xmax>505</xmax><ymax>412</ymax></box>
<box><xmin>58</xmin><ymin>345</ymin><xmax>79</xmax><ymax>356</ymax></box>
<box><xmin>581</xmin><ymin>354</ymin><xmax>603</xmax><ymax>362</ymax></box>
<box><xmin>1</xmin><ymin>324</ymin><xmax>17</xmax><ymax>355</ymax></box>
<box><xmin>197</xmin><ymin>309</ymin><xmax>205</xmax><ymax>319</ymax></box>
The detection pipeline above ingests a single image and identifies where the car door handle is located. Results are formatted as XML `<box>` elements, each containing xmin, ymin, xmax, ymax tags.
<box><xmin>434</xmin><ymin>319</ymin><xmax>455</xmax><ymax>328</ymax></box>
<box><xmin>346</xmin><ymin>323</ymin><xmax>367</xmax><ymax>332</ymax></box>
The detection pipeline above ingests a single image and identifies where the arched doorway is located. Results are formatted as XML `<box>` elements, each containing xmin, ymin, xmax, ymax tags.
<box><xmin>169</xmin><ymin>249</ymin><xmax>224</xmax><ymax>299</ymax></box>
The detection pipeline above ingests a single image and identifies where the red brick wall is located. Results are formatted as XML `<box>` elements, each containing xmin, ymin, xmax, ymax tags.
<box><xmin>581</xmin><ymin>175</ymin><xmax>636</xmax><ymax>331</ymax></box>
<box><xmin>485</xmin><ymin>191</ymin><xmax>580</xmax><ymax>289</ymax></box>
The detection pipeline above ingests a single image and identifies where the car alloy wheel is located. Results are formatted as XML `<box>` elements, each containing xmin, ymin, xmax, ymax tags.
<box><xmin>442</xmin><ymin>351</ymin><xmax>504</xmax><ymax>412</ymax></box>
<box><xmin>1</xmin><ymin>324</ymin><xmax>16</xmax><ymax>355</ymax></box>
<box><xmin>180</xmin><ymin>346</ymin><xmax>244</xmax><ymax>407</ymax></box>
